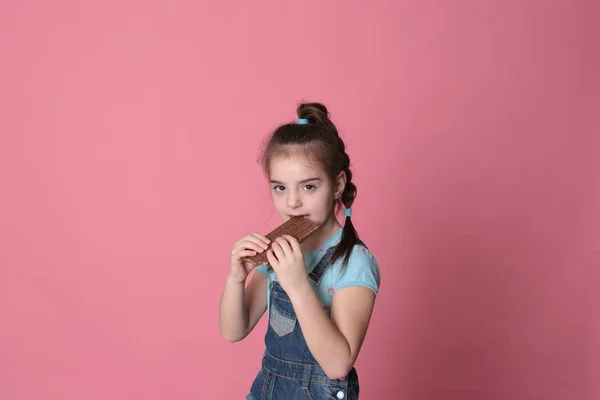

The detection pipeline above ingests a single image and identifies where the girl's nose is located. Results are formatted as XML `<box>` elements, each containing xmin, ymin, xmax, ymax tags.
<box><xmin>286</xmin><ymin>193</ymin><xmax>301</xmax><ymax>209</ymax></box>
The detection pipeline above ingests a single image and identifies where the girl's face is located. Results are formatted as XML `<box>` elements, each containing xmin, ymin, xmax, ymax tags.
<box><xmin>268</xmin><ymin>153</ymin><xmax>342</xmax><ymax>227</ymax></box>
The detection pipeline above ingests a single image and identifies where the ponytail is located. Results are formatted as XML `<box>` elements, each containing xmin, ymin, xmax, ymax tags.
<box><xmin>332</xmin><ymin>204</ymin><xmax>361</xmax><ymax>267</ymax></box>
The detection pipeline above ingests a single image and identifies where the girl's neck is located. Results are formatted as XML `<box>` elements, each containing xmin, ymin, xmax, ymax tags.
<box><xmin>300</xmin><ymin>215</ymin><xmax>342</xmax><ymax>253</ymax></box>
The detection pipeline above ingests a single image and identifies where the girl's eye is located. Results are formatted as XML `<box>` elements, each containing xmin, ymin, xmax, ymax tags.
<box><xmin>273</xmin><ymin>185</ymin><xmax>285</xmax><ymax>192</ymax></box>
<box><xmin>304</xmin><ymin>184</ymin><xmax>316</xmax><ymax>191</ymax></box>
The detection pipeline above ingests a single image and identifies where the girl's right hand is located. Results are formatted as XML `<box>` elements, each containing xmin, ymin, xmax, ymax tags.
<box><xmin>229</xmin><ymin>233</ymin><xmax>271</xmax><ymax>282</ymax></box>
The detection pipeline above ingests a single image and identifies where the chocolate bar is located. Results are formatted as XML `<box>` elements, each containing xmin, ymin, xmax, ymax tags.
<box><xmin>244</xmin><ymin>216</ymin><xmax>319</xmax><ymax>268</ymax></box>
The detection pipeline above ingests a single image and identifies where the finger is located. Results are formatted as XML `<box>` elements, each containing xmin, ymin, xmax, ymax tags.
<box><xmin>232</xmin><ymin>249</ymin><xmax>258</xmax><ymax>261</ymax></box>
<box><xmin>238</xmin><ymin>249</ymin><xmax>258</xmax><ymax>258</ymax></box>
<box><xmin>250</xmin><ymin>232</ymin><xmax>271</xmax><ymax>246</ymax></box>
<box><xmin>271</xmin><ymin>241</ymin><xmax>286</xmax><ymax>261</ymax></box>
<box><xmin>245</xmin><ymin>235</ymin><xmax>271</xmax><ymax>250</ymax></box>
<box><xmin>281</xmin><ymin>235</ymin><xmax>302</xmax><ymax>255</ymax></box>
<box><xmin>237</xmin><ymin>260</ymin><xmax>256</xmax><ymax>274</ymax></box>
<box><xmin>266</xmin><ymin>249</ymin><xmax>279</xmax><ymax>269</ymax></box>
<box><xmin>235</xmin><ymin>238</ymin><xmax>269</xmax><ymax>253</ymax></box>
<box><xmin>274</xmin><ymin>237</ymin><xmax>293</xmax><ymax>258</ymax></box>
<box><xmin>232</xmin><ymin>244</ymin><xmax>262</xmax><ymax>258</ymax></box>
<box><xmin>234</xmin><ymin>235</ymin><xmax>269</xmax><ymax>252</ymax></box>
<box><xmin>233</xmin><ymin>238</ymin><xmax>245</xmax><ymax>248</ymax></box>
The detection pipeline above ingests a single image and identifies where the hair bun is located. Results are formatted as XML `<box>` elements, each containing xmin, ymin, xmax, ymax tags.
<box><xmin>297</xmin><ymin>102</ymin><xmax>329</xmax><ymax>125</ymax></box>
<box><xmin>296</xmin><ymin>102</ymin><xmax>340</xmax><ymax>138</ymax></box>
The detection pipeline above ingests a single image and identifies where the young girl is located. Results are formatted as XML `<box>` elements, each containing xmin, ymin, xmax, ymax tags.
<box><xmin>219</xmin><ymin>102</ymin><xmax>380</xmax><ymax>400</ymax></box>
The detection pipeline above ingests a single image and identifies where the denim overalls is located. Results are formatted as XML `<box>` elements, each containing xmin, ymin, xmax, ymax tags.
<box><xmin>247</xmin><ymin>246</ymin><xmax>360</xmax><ymax>400</ymax></box>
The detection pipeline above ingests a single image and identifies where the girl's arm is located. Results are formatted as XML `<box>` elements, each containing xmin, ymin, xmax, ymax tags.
<box><xmin>289</xmin><ymin>285</ymin><xmax>376</xmax><ymax>379</ymax></box>
<box><xmin>219</xmin><ymin>271</ymin><xmax>268</xmax><ymax>343</ymax></box>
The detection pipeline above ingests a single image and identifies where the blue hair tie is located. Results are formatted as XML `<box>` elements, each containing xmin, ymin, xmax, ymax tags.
<box><xmin>344</xmin><ymin>208</ymin><xmax>352</xmax><ymax>218</ymax></box>
<box><xmin>297</xmin><ymin>119</ymin><xmax>309</xmax><ymax>125</ymax></box>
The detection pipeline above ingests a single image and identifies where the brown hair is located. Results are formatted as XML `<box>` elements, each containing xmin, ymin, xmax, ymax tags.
<box><xmin>259</xmin><ymin>102</ymin><xmax>360</xmax><ymax>266</ymax></box>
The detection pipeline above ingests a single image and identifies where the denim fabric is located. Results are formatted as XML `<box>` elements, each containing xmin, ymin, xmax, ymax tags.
<box><xmin>247</xmin><ymin>247</ymin><xmax>360</xmax><ymax>399</ymax></box>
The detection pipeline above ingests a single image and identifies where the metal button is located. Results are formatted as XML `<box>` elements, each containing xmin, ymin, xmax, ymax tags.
<box><xmin>336</xmin><ymin>391</ymin><xmax>345</xmax><ymax>399</ymax></box>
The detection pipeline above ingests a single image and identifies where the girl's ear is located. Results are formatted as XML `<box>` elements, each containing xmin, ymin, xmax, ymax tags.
<box><xmin>334</xmin><ymin>170</ymin><xmax>347</xmax><ymax>200</ymax></box>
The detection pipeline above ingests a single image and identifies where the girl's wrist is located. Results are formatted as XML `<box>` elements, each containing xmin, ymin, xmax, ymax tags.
<box><xmin>227</xmin><ymin>273</ymin><xmax>247</xmax><ymax>284</ymax></box>
<box><xmin>287</xmin><ymin>279</ymin><xmax>314</xmax><ymax>303</ymax></box>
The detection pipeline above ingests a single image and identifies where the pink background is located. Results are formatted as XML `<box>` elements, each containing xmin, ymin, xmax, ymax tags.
<box><xmin>1</xmin><ymin>1</ymin><xmax>598</xmax><ymax>399</ymax></box>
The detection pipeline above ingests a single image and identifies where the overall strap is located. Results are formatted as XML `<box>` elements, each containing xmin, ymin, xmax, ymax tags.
<box><xmin>308</xmin><ymin>246</ymin><xmax>338</xmax><ymax>286</ymax></box>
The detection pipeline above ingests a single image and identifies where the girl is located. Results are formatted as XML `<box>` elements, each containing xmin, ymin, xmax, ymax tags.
<box><xmin>219</xmin><ymin>102</ymin><xmax>380</xmax><ymax>400</ymax></box>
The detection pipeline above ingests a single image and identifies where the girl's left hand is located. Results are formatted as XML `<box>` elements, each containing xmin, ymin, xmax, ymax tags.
<box><xmin>266</xmin><ymin>235</ymin><xmax>310</xmax><ymax>296</ymax></box>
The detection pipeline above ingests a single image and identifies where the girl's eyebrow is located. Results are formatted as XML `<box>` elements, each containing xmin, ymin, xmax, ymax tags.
<box><xmin>269</xmin><ymin>178</ymin><xmax>322</xmax><ymax>184</ymax></box>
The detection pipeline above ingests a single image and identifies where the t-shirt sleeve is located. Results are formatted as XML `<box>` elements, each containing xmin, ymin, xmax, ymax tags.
<box><xmin>256</xmin><ymin>264</ymin><xmax>269</xmax><ymax>276</ymax></box>
<box><xmin>333</xmin><ymin>244</ymin><xmax>381</xmax><ymax>295</ymax></box>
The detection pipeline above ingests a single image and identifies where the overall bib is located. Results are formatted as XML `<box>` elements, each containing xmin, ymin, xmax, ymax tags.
<box><xmin>247</xmin><ymin>246</ymin><xmax>360</xmax><ymax>400</ymax></box>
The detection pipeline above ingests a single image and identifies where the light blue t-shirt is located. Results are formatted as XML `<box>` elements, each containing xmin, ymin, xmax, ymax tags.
<box><xmin>256</xmin><ymin>228</ymin><xmax>381</xmax><ymax>313</ymax></box>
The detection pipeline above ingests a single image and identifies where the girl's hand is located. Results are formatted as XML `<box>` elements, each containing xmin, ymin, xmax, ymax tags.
<box><xmin>229</xmin><ymin>233</ymin><xmax>271</xmax><ymax>282</ymax></box>
<box><xmin>266</xmin><ymin>235</ymin><xmax>310</xmax><ymax>296</ymax></box>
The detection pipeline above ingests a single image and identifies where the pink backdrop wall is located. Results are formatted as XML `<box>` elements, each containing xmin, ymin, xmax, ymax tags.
<box><xmin>1</xmin><ymin>1</ymin><xmax>598</xmax><ymax>399</ymax></box>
